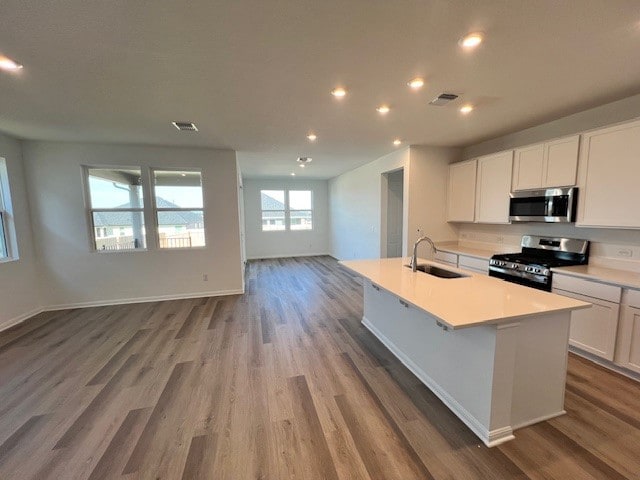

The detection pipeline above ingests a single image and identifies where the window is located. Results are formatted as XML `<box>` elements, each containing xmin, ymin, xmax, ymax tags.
<box><xmin>261</xmin><ymin>190</ymin><xmax>286</xmax><ymax>231</ymax></box>
<box><xmin>0</xmin><ymin>158</ymin><xmax>17</xmax><ymax>261</ymax></box>
<box><xmin>260</xmin><ymin>189</ymin><xmax>313</xmax><ymax>231</ymax></box>
<box><xmin>85</xmin><ymin>168</ymin><xmax>146</xmax><ymax>251</ymax></box>
<box><xmin>153</xmin><ymin>170</ymin><xmax>205</xmax><ymax>249</ymax></box>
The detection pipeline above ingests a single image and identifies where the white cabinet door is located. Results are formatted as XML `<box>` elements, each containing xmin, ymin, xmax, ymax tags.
<box><xmin>554</xmin><ymin>288</ymin><xmax>620</xmax><ymax>361</ymax></box>
<box><xmin>543</xmin><ymin>135</ymin><xmax>579</xmax><ymax>188</ymax></box>
<box><xmin>577</xmin><ymin>120</ymin><xmax>640</xmax><ymax>228</ymax></box>
<box><xmin>512</xmin><ymin>144</ymin><xmax>544</xmax><ymax>191</ymax></box>
<box><xmin>616</xmin><ymin>305</ymin><xmax>640</xmax><ymax>374</ymax></box>
<box><xmin>475</xmin><ymin>151</ymin><xmax>513</xmax><ymax>224</ymax></box>
<box><xmin>447</xmin><ymin>160</ymin><xmax>477</xmax><ymax>222</ymax></box>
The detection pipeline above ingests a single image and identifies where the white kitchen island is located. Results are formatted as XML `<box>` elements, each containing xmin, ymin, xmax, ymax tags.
<box><xmin>340</xmin><ymin>258</ymin><xmax>590</xmax><ymax>447</ymax></box>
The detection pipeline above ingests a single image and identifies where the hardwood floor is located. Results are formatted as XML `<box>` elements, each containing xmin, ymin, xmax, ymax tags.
<box><xmin>1</xmin><ymin>256</ymin><xmax>639</xmax><ymax>479</ymax></box>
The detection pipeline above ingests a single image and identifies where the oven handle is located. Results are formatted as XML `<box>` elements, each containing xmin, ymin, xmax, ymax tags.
<box><xmin>488</xmin><ymin>266</ymin><xmax>550</xmax><ymax>283</ymax></box>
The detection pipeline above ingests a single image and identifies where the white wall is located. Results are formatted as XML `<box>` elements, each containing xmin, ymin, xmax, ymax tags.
<box><xmin>243</xmin><ymin>178</ymin><xmax>330</xmax><ymax>259</ymax></box>
<box><xmin>330</xmin><ymin>148</ymin><xmax>410</xmax><ymax>260</ymax></box>
<box><xmin>23</xmin><ymin>141</ymin><xmax>244</xmax><ymax>308</ymax></box>
<box><xmin>0</xmin><ymin>133</ymin><xmax>42</xmax><ymax>329</ymax></box>
<box><xmin>406</xmin><ymin>146</ymin><xmax>460</xmax><ymax>249</ymax></box>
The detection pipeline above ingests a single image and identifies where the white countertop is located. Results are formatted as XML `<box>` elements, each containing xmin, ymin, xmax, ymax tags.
<box><xmin>552</xmin><ymin>265</ymin><xmax>640</xmax><ymax>290</ymax></box>
<box><xmin>341</xmin><ymin>258</ymin><xmax>590</xmax><ymax>330</ymax></box>
<box><xmin>435</xmin><ymin>243</ymin><xmax>499</xmax><ymax>260</ymax></box>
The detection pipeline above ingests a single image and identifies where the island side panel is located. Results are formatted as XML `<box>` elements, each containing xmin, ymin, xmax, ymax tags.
<box><xmin>510</xmin><ymin>311</ymin><xmax>572</xmax><ymax>429</ymax></box>
<box><xmin>362</xmin><ymin>281</ymin><xmax>514</xmax><ymax>446</ymax></box>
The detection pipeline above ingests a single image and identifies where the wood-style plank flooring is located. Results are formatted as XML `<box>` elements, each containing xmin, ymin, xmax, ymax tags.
<box><xmin>1</xmin><ymin>256</ymin><xmax>639</xmax><ymax>479</ymax></box>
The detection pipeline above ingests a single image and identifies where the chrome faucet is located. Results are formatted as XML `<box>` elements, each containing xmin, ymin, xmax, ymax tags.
<box><xmin>411</xmin><ymin>235</ymin><xmax>437</xmax><ymax>272</ymax></box>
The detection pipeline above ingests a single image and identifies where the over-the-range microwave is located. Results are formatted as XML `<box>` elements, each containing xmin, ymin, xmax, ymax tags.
<box><xmin>509</xmin><ymin>187</ymin><xmax>577</xmax><ymax>223</ymax></box>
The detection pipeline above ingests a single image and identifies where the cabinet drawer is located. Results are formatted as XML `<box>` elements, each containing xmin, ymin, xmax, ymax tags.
<box><xmin>552</xmin><ymin>274</ymin><xmax>621</xmax><ymax>303</ymax></box>
<box><xmin>434</xmin><ymin>251</ymin><xmax>458</xmax><ymax>265</ymax></box>
<box><xmin>624</xmin><ymin>288</ymin><xmax>640</xmax><ymax>309</ymax></box>
<box><xmin>458</xmin><ymin>255</ymin><xmax>489</xmax><ymax>274</ymax></box>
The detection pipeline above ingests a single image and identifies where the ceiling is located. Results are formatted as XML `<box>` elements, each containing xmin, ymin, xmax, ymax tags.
<box><xmin>1</xmin><ymin>1</ymin><xmax>639</xmax><ymax>179</ymax></box>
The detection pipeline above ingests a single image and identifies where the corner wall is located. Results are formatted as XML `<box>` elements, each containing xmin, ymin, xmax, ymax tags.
<box><xmin>0</xmin><ymin>133</ymin><xmax>42</xmax><ymax>329</ymax></box>
<box><xmin>243</xmin><ymin>178</ymin><xmax>330</xmax><ymax>259</ymax></box>
<box><xmin>23</xmin><ymin>141</ymin><xmax>244</xmax><ymax>309</ymax></box>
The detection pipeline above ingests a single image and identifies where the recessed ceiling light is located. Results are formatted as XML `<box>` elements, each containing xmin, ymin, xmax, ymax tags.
<box><xmin>331</xmin><ymin>87</ymin><xmax>347</xmax><ymax>98</ymax></box>
<box><xmin>290</xmin><ymin>172</ymin><xmax>296</xmax><ymax>176</ymax></box>
<box><xmin>0</xmin><ymin>55</ymin><xmax>23</xmax><ymax>72</ymax></box>
<box><xmin>181</xmin><ymin>173</ymin><xmax>186</xmax><ymax>177</ymax></box>
<box><xmin>393</xmin><ymin>139</ymin><xmax>402</xmax><ymax>146</ymax></box>
<box><xmin>299</xmin><ymin>164</ymin><xmax>306</xmax><ymax>168</ymax></box>
<box><xmin>407</xmin><ymin>78</ymin><xmax>424</xmax><ymax>89</ymax></box>
<box><xmin>307</xmin><ymin>133</ymin><xmax>317</xmax><ymax>141</ymax></box>
<box><xmin>459</xmin><ymin>32</ymin><xmax>484</xmax><ymax>49</ymax></box>
<box><xmin>459</xmin><ymin>104</ymin><xmax>474</xmax><ymax>114</ymax></box>
<box><xmin>376</xmin><ymin>105</ymin><xmax>390</xmax><ymax>114</ymax></box>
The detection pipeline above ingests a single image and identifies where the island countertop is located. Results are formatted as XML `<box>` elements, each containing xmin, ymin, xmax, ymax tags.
<box><xmin>340</xmin><ymin>257</ymin><xmax>590</xmax><ymax>329</ymax></box>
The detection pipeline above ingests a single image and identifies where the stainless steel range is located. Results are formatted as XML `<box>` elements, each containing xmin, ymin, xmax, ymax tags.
<box><xmin>488</xmin><ymin>236</ymin><xmax>589</xmax><ymax>291</ymax></box>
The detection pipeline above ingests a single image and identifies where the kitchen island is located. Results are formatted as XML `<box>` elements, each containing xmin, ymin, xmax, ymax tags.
<box><xmin>340</xmin><ymin>257</ymin><xmax>590</xmax><ymax>446</ymax></box>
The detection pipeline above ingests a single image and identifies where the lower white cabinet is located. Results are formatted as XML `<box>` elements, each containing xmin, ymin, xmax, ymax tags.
<box><xmin>458</xmin><ymin>255</ymin><xmax>489</xmax><ymax>275</ymax></box>
<box><xmin>433</xmin><ymin>251</ymin><xmax>458</xmax><ymax>267</ymax></box>
<box><xmin>616</xmin><ymin>304</ymin><xmax>640</xmax><ymax>374</ymax></box>
<box><xmin>553</xmin><ymin>275</ymin><xmax>621</xmax><ymax>361</ymax></box>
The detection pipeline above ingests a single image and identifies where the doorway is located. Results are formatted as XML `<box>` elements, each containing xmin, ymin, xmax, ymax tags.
<box><xmin>382</xmin><ymin>169</ymin><xmax>404</xmax><ymax>258</ymax></box>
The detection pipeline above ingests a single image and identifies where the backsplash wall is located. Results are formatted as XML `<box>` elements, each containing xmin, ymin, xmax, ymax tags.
<box><xmin>457</xmin><ymin>223</ymin><xmax>640</xmax><ymax>271</ymax></box>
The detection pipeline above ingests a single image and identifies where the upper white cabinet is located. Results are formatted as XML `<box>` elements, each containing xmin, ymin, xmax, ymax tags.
<box><xmin>447</xmin><ymin>159</ymin><xmax>476</xmax><ymax>222</ymax></box>
<box><xmin>475</xmin><ymin>151</ymin><xmax>513</xmax><ymax>224</ymax></box>
<box><xmin>512</xmin><ymin>135</ymin><xmax>579</xmax><ymax>191</ymax></box>
<box><xmin>577</xmin><ymin>119</ymin><xmax>640</xmax><ymax>228</ymax></box>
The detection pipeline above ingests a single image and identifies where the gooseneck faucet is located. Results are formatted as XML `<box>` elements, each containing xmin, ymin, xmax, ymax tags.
<box><xmin>411</xmin><ymin>235</ymin><xmax>437</xmax><ymax>272</ymax></box>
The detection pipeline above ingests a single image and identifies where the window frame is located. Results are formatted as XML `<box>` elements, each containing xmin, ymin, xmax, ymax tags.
<box><xmin>260</xmin><ymin>188</ymin><xmax>314</xmax><ymax>232</ymax></box>
<box><xmin>151</xmin><ymin>167</ymin><xmax>206</xmax><ymax>251</ymax></box>
<box><xmin>0</xmin><ymin>158</ymin><xmax>18</xmax><ymax>263</ymax></box>
<box><xmin>83</xmin><ymin>166</ymin><xmax>147</xmax><ymax>253</ymax></box>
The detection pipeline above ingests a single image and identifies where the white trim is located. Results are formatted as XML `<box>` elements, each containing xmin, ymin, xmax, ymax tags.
<box><xmin>0</xmin><ymin>289</ymin><xmax>244</xmax><ymax>332</ymax></box>
<box><xmin>45</xmin><ymin>289</ymin><xmax>244</xmax><ymax>311</ymax></box>
<box><xmin>0</xmin><ymin>307</ymin><xmax>45</xmax><ymax>333</ymax></box>
<box><xmin>362</xmin><ymin>316</ymin><xmax>515</xmax><ymax>447</ymax></box>
<box><xmin>511</xmin><ymin>411</ymin><xmax>566</xmax><ymax>430</ymax></box>
<box><xmin>247</xmin><ymin>252</ymin><xmax>330</xmax><ymax>260</ymax></box>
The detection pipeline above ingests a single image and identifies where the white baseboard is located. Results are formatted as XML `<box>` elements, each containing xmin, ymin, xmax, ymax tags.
<box><xmin>569</xmin><ymin>346</ymin><xmax>640</xmax><ymax>383</ymax></box>
<box><xmin>0</xmin><ymin>289</ymin><xmax>245</xmax><ymax>333</ymax></box>
<box><xmin>247</xmin><ymin>252</ymin><xmax>330</xmax><ymax>260</ymax></box>
<box><xmin>0</xmin><ymin>307</ymin><xmax>45</xmax><ymax>333</ymax></box>
<box><xmin>512</xmin><ymin>410</ymin><xmax>566</xmax><ymax>431</ymax></box>
<box><xmin>362</xmin><ymin>316</ymin><xmax>515</xmax><ymax>447</ymax></box>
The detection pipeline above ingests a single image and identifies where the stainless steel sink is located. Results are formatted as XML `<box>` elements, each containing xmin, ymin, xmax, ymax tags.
<box><xmin>405</xmin><ymin>264</ymin><xmax>468</xmax><ymax>279</ymax></box>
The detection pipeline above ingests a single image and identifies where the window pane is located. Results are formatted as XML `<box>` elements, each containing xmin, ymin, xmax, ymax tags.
<box><xmin>92</xmin><ymin>211</ymin><xmax>146</xmax><ymax>250</ymax></box>
<box><xmin>157</xmin><ymin>210</ymin><xmax>205</xmax><ymax>248</ymax></box>
<box><xmin>88</xmin><ymin>168</ymin><xmax>143</xmax><ymax>208</ymax></box>
<box><xmin>290</xmin><ymin>210</ymin><xmax>312</xmax><ymax>230</ymax></box>
<box><xmin>261</xmin><ymin>190</ymin><xmax>285</xmax><ymax>210</ymax></box>
<box><xmin>289</xmin><ymin>190</ymin><xmax>312</xmax><ymax>210</ymax></box>
<box><xmin>154</xmin><ymin>170</ymin><xmax>203</xmax><ymax>209</ymax></box>
<box><xmin>0</xmin><ymin>212</ymin><xmax>7</xmax><ymax>259</ymax></box>
<box><xmin>262</xmin><ymin>211</ymin><xmax>285</xmax><ymax>231</ymax></box>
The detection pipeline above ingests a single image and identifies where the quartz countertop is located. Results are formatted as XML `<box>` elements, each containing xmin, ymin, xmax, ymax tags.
<box><xmin>552</xmin><ymin>264</ymin><xmax>640</xmax><ymax>290</ymax></box>
<box><xmin>341</xmin><ymin>257</ymin><xmax>590</xmax><ymax>330</ymax></box>
<box><xmin>436</xmin><ymin>243</ymin><xmax>507</xmax><ymax>260</ymax></box>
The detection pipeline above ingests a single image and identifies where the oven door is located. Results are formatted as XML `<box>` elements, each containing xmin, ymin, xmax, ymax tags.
<box><xmin>488</xmin><ymin>266</ymin><xmax>551</xmax><ymax>291</ymax></box>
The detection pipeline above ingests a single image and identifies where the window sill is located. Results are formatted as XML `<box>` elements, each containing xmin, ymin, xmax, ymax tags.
<box><xmin>0</xmin><ymin>256</ymin><xmax>19</xmax><ymax>264</ymax></box>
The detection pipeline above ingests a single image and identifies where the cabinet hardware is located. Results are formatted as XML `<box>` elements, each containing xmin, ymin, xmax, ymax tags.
<box><xmin>371</xmin><ymin>284</ymin><xmax>380</xmax><ymax>291</ymax></box>
<box><xmin>399</xmin><ymin>299</ymin><xmax>409</xmax><ymax>308</ymax></box>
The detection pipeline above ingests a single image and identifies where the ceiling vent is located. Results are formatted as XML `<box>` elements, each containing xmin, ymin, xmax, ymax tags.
<box><xmin>172</xmin><ymin>121</ymin><xmax>198</xmax><ymax>132</ymax></box>
<box><xmin>429</xmin><ymin>93</ymin><xmax>459</xmax><ymax>106</ymax></box>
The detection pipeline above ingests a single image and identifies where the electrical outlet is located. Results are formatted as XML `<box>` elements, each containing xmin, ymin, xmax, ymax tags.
<box><xmin>203</xmin><ymin>274</ymin><xmax>209</xmax><ymax>281</ymax></box>
<box><xmin>617</xmin><ymin>248</ymin><xmax>633</xmax><ymax>258</ymax></box>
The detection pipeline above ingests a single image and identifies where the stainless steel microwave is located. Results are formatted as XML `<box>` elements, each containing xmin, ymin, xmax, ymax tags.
<box><xmin>509</xmin><ymin>187</ymin><xmax>577</xmax><ymax>223</ymax></box>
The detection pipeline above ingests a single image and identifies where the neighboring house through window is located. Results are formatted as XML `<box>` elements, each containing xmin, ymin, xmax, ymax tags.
<box><xmin>260</xmin><ymin>189</ymin><xmax>313</xmax><ymax>231</ymax></box>
<box><xmin>84</xmin><ymin>167</ymin><xmax>206</xmax><ymax>252</ymax></box>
